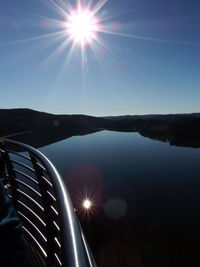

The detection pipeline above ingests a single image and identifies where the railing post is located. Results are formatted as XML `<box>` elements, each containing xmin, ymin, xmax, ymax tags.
<box><xmin>29</xmin><ymin>153</ymin><xmax>56</xmax><ymax>267</ymax></box>
<box><xmin>0</xmin><ymin>140</ymin><xmax>19</xmax><ymax>208</ymax></box>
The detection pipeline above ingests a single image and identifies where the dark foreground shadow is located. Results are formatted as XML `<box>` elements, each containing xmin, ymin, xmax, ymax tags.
<box><xmin>80</xmin><ymin>214</ymin><xmax>200</xmax><ymax>267</ymax></box>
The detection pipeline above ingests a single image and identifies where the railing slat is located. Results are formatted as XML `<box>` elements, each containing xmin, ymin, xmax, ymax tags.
<box><xmin>16</xmin><ymin>188</ymin><xmax>44</xmax><ymax>211</ymax></box>
<box><xmin>13</xmin><ymin>168</ymin><xmax>38</xmax><ymax>185</ymax></box>
<box><xmin>11</xmin><ymin>159</ymin><xmax>35</xmax><ymax>173</ymax></box>
<box><xmin>7</xmin><ymin>150</ymin><xmax>31</xmax><ymax>161</ymax></box>
<box><xmin>47</xmin><ymin>190</ymin><xmax>56</xmax><ymax>202</ymax></box>
<box><xmin>17</xmin><ymin>200</ymin><xmax>46</xmax><ymax>227</ymax></box>
<box><xmin>16</xmin><ymin>179</ymin><xmax>41</xmax><ymax>197</ymax></box>
<box><xmin>41</xmin><ymin>176</ymin><xmax>53</xmax><ymax>187</ymax></box>
<box><xmin>23</xmin><ymin>226</ymin><xmax>47</xmax><ymax>258</ymax></box>
<box><xmin>18</xmin><ymin>211</ymin><xmax>47</xmax><ymax>242</ymax></box>
<box><xmin>55</xmin><ymin>253</ymin><xmax>62</xmax><ymax>266</ymax></box>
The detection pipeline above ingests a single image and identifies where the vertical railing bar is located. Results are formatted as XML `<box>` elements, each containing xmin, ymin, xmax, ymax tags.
<box><xmin>29</xmin><ymin>152</ymin><xmax>56</xmax><ymax>267</ymax></box>
<box><xmin>0</xmin><ymin>141</ymin><xmax>19</xmax><ymax>208</ymax></box>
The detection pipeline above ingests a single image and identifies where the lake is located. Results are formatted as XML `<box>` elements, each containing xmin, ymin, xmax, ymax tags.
<box><xmin>39</xmin><ymin>130</ymin><xmax>200</xmax><ymax>266</ymax></box>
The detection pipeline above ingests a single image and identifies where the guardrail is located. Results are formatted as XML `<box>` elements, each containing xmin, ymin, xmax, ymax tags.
<box><xmin>0</xmin><ymin>138</ymin><xmax>96</xmax><ymax>267</ymax></box>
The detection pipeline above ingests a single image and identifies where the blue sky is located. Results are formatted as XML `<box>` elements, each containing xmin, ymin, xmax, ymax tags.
<box><xmin>0</xmin><ymin>0</ymin><xmax>200</xmax><ymax>116</ymax></box>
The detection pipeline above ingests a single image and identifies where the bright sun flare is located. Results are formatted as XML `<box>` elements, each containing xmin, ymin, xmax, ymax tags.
<box><xmin>83</xmin><ymin>199</ymin><xmax>92</xmax><ymax>209</ymax></box>
<box><xmin>65</xmin><ymin>8</ymin><xmax>99</xmax><ymax>46</ymax></box>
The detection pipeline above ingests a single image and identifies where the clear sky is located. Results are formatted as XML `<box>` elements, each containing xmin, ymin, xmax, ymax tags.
<box><xmin>0</xmin><ymin>0</ymin><xmax>200</xmax><ymax>116</ymax></box>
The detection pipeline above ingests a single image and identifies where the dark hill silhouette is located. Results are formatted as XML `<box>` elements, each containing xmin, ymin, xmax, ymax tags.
<box><xmin>107</xmin><ymin>113</ymin><xmax>200</xmax><ymax>148</ymax></box>
<box><xmin>0</xmin><ymin>108</ymin><xmax>108</xmax><ymax>136</ymax></box>
<box><xmin>0</xmin><ymin>109</ymin><xmax>200</xmax><ymax>148</ymax></box>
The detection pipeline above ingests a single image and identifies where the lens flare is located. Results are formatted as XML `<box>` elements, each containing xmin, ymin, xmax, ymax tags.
<box><xmin>83</xmin><ymin>199</ymin><xmax>92</xmax><ymax>210</ymax></box>
<box><xmin>65</xmin><ymin>8</ymin><xmax>99</xmax><ymax>46</ymax></box>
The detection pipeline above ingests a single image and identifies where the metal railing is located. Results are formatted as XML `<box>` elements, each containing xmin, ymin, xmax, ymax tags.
<box><xmin>0</xmin><ymin>138</ymin><xmax>96</xmax><ymax>267</ymax></box>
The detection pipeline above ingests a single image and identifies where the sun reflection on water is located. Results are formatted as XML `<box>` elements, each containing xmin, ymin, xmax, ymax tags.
<box><xmin>83</xmin><ymin>198</ymin><xmax>92</xmax><ymax>210</ymax></box>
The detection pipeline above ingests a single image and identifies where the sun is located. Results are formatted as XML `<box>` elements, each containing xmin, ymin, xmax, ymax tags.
<box><xmin>65</xmin><ymin>8</ymin><xmax>100</xmax><ymax>47</ymax></box>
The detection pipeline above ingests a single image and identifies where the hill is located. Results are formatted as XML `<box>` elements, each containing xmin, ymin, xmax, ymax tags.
<box><xmin>0</xmin><ymin>109</ymin><xmax>200</xmax><ymax>148</ymax></box>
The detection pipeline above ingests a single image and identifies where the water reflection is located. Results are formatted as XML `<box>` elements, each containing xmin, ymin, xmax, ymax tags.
<box><xmin>104</xmin><ymin>198</ymin><xmax>127</xmax><ymax>219</ymax></box>
<box><xmin>6</xmin><ymin>128</ymin><xmax>101</xmax><ymax>150</ymax></box>
<box><xmin>83</xmin><ymin>199</ymin><xmax>92</xmax><ymax>210</ymax></box>
<box><xmin>7</xmin><ymin>130</ymin><xmax>200</xmax><ymax>266</ymax></box>
<box><xmin>39</xmin><ymin>131</ymin><xmax>200</xmax><ymax>266</ymax></box>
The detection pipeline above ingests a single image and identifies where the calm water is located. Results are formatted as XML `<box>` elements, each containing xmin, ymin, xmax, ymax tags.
<box><xmin>39</xmin><ymin>130</ymin><xmax>200</xmax><ymax>265</ymax></box>
<box><xmin>40</xmin><ymin>130</ymin><xmax>200</xmax><ymax>223</ymax></box>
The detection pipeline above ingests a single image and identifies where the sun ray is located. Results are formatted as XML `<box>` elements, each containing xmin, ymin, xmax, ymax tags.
<box><xmin>38</xmin><ymin>37</ymin><xmax>71</xmax><ymax>69</ymax></box>
<box><xmin>96</xmin><ymin>8</ymin><xmax>134</xmax><ymax>24</ymax></box>
<box><xmin>81</xmin><ymin>43</ymin><xmax>86</xmax><ymax>70</ymax></box>
<box><xmin>89</xmin><ymin>42</ymin><xmax>112</xmax><ymax>82</ymax></box>
<box><xmin>92</xmin><ymin>0</ymin><xmax>108</xmax><ymax>16</ymax></box>
<box><xmin>56</xmin><ymin>40</ymin><xmax>78</xmax><ymax>80</ymax></box>
<box><xmin>58</xmin><ymin>0</ymin><xmax>73</xmax><ymax>13</ymax></box>
<box><xmin>48</xmin><ymin>0</ymin><xmax>69</xmax><ymax>18</ymax></box>
<box><xmin>0</xmin><ymin>30</ymin><xmax>67</xmax><ymax>47</ymax></box>
<box><xmin>86</xmin><ymin>0</ymin><xmax>94</xmax><ymax>10</ymax></box>
<box><xmin>3</xmin><ymin>0</ymin><xmax>198</xmax><ymax>91</ymax></box>
<box><xmin>98</xmin><ymin>29</ymin><xmax>200</xmax><ymax>45</ymax></box>
<box><xmin>7</xmin><ymin>32</ymin><xmax>69</xmax><ymax>75</ymax></box>
<box><xmin>80</xmin><ymin>46</ymin><xmax>87</xmax><ymax>103</ymax></box>
<box><xmin>94</xmin><ymin>35</ymin><xmax>124</xmax><ymax>62</ymax></box>
<box><xmin>0</xmin><ymin>3</ymin><xmax>64</xmax><ymax>26</ymax></box>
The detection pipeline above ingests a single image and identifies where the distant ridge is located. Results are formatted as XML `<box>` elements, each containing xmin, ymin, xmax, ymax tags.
<box><xmin>103</xmin><ymin>113</ymin><xmax>200</xmax><ymax>120</ymax></box>
<box><xmin>0</xmin><ymin>108</ymin><xmax>108</xmax><ymax>137</ymax></box>
<box><xmin>0</xmin><ymin>108</ymin><xmax>200</xmax><ymax>148</ymax></box>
